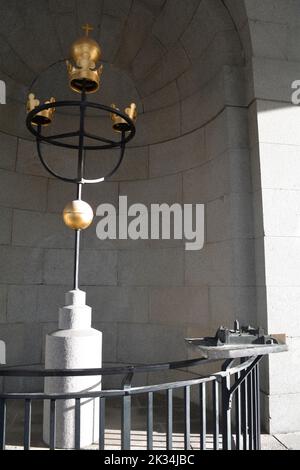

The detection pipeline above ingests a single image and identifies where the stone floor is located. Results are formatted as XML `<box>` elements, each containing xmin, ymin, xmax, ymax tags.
<box><xmin>3</xmin><ymin>398</ymin><xmax>297</xmax><ymax>450</ymax></box>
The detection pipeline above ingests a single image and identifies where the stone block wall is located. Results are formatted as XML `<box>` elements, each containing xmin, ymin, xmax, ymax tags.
<box><xmin>0</xmin><ymin>0</ymin><xmax>256</xmax><ymax>409</ymax></box>
<box><xmin>0</xmin><ymin>66</ymin><xmax>255</xmax><ymax>374</ymax></box>
<box><xmin>239</xmin><ymin>0</ymin><xmax>300</xmax><ymax>434</ymax></box>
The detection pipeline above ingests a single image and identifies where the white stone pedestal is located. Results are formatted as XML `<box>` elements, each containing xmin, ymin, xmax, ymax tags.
<box><xmin>43</xmin><ymin>290</ymin><xmax>102</xmax><ymax>449</ymax></box>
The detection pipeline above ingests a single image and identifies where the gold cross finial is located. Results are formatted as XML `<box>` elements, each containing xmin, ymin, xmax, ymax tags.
<box><xmin>82</xmin><ymin>23</ymin><xmax>93</xmax><ymax>36</ymax></box>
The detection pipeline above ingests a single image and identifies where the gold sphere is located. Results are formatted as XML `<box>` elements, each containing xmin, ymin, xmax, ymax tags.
<box><xmin>63</xmin><ymin>200</ymin><xmax>94</xmax><ymax>230</ymax></box>
<box><xmin>70</xmin><ymin>36</ymin><xmax>102</xmax><ymax>65</ymax></box>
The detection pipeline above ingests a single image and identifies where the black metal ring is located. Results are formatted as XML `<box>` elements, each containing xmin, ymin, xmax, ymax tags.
<box><xmin>26</xmin><ymin>100</ymin><xmax>134</xmax><ymax>184</ymax></box>
<box><xmin>26</xmin><ymin>100</ymin><xmax>136</xmax><ymax>150</ymax></box>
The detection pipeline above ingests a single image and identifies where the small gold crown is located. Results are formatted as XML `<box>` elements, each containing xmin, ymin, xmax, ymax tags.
<box><xmin>27</xmin><ymin>93</ymin><xmax>56</xmax><ymax>126</ymax></box>
<box><xmin>111</xmin><ymin>103</ymin><xmax>137</xmax><ymax>133</ymax></box>
<box><xmin>66</xmin><ymin>24</ymin><xmax>103</xmax><ymax>94</ymax></box>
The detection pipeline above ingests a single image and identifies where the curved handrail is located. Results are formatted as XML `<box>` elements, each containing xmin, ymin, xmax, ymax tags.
<box><xmin>0</xmin><ymin>356</ymin><xmax>210</xmax><ymax>377</ymax></box>
<box><xmin>0</xmin><ymin>355</ymin><xmax>260</xmax><ymax>379</ymax></box>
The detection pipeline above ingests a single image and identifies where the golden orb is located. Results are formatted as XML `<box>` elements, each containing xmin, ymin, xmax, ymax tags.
<box><xmin>63</xmin><ymin>200</ymin><xmax>94</xmax><ymax>230</ymax></box>
<box><xmin>70</xmin><ymin>36</ymin><xmax>102</xmax><ymax>65</ymax></box>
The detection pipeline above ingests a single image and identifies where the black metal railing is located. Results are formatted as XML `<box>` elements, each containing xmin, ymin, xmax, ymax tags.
<box><xmin>0</xmin><ymin>355</ymin><xmax>263</xmax><ymax>451</ymax></box>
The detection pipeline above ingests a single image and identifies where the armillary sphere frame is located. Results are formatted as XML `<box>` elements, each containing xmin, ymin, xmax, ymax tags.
<box><xmin>26</xmin><ymin>23</ymin><xmax>137</xmax><ymax>290</ymax></box>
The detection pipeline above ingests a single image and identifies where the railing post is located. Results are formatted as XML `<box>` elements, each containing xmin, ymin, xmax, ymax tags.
<box><xmin>49</xmin><ymin>399</ymin><xmax>56</xmax><ymax>450</ymax></box>
<box><xmin>121</xmin><ymin>372</ymin><xmax>133</xmax><ymax>450</ymax></box>
<box><xmin>213</xmin><ymin>380</ymin><xmax>220</xmax><ymax>450</ymax></box>
<box><xmin>184</xmin><ymin>386</ymin><xmax>191</xmax><ymax>450</ymax></box>
<box><xmin>0</xmin><ymin>399</ymin><xmax>6</xmax><ymax>450</ymax></box>
<box><xmin>221</xmin><ymin>360</ymin><xmax>234</xmax><ymax>451</ymax></box>
<box><xmin>248</xmin><ymin>372</ymin><xmax>254</xmax><ymax>450</ymax></box>
<box><xmin>167</xmin><ymin>389</ymin><xmax>173</xmax><ymax>450</ymax></box>
<box><xmin>147</xmin><ymin>392</ymin><xmax>154</xmax><ymax>450</ymax></box>
<box><xmin>199</xmin><ymin>382</ymin><xmax>207</xmax><ymax>450</ymax></box>
<box><xmin>24</xmin><ymin>399</ymin><xmax>32</xmax><ymax>450</ymax></box>
<box><xmin>99</xmin><ymin>397</ymin><xmax>106</xmax><ymax>450</ymax></box>
<box><xmin>255</xmin><ymin>364</ymin><xmax>261</xmax><ymax>450</ymax></box>
<box><xmin>235</xmin><ymin>371</ymin><xmax>242</xmax><ymax>450</ymax></box>
<box><xmin>75</xmin><ymin>398</ymin><xmax>81</xmax><ymax>450</ymax></box>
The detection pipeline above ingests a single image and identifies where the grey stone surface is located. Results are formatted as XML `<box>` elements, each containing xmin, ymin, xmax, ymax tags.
<box><xmin>0</xmin><ymin>133</ymin><xmax>17</xmax><ymax>171</ymax></box>
<box><xmin>149</xmin><ymin>286</ymin><xmax>209</xmax><ymax>325</ymax></box>
<box><xmin>185</xmin><ymin>241</ymin><xmax>232</xmax><ymax>287</ymax></box>
<box><xmin>0</xmin><ymin>285</ymin><xmax>7</xmax><ymax>323</ymax></box>
<box><xmin>7</xmin><ymin>284</ymin><xmax>38</xmax><ymax>323</ymax></box>
<box><xmin>206</xmin><ymin>107</ymin><xmax>249</xmax><ymax>161</ymax></box>
<box><xmin>245</xmin><ymin>0</ymin><xmax>299</xmax><ymax>25</ymax></box>
<box><xmin>117</xmin><ymin>322</ymin><xmax>187</xmax><ymax>363</ymax></box>
<box><xmin>183</xmin><ymin>153</ymin><xmax>230</xmax><ymax>204</ymax></box>
<box><xmin>114</xmin><ymin>1</ymin><xmax>156</xmax><ymax>70</ymax></box>
<box><xmin>86</xmin><ymin>286</ymin><xmax>149</xmax><ymax>324</ymax></box>
<box><xmin>209</xmin><ymin>286</ymin><xmax>257</xmax><ymax>331</ymax></box>
<box><xmin>92</xmin><ymin>321</ymin><xmax>117</xmax><ymax>363</ymax></box>
<box><xmin>43</xmin><ymin>249</ymin><xmax>118</xmax><ymax>286</ymax></box>
<box><xmin>257</xmin><ymin>143</ymin><xmax>300</xmax><ymax>191</ymax></box>
<box><xmin>132</xmin><ymin>36</ymin><xmax>165</xmax><ymax>82</ymax></box>
<box><xmin>223</xmin><ymin>65</ymin><xmax>247</xmax><ymax>106</ymax></box>
<box><xmin>232</xmin><ymin>238</ymin><xmax>255</xmax><ymax>286</ymax></box>
<box><xmin>0</xmin><ymin>247</ymin><xmax>43</xmax><ymax>284</ymax></box>
<box><xmin>12</xmin><ymin>209</ymin><xmax>73</xmax><ymax>249</ymax></box>
<box><xmin>252</xmin><ymin>57</ymin><xmax>300</xmax><ymax>103</ymax></box>
<box><xmin>152</xmin><ymin>0</ymin><xmax>199</xmax><ymax>47</ymax></box>
<box><xmin>119</xmin><ymin>248</ymin><xmax>184</xmax><ymax>287</ymax></box>
<box><xmin>142</xmin><ymin>82</ymin><xmax>180</xmax><ymax>112</ymax></box>
<box><xmin>261</xmin><ymin>434</ymin><xmax>287</xmax><ymax>451</ymax></box>
<box><xmin>181</xmin><ymin>79</ymin><xmax>225</xmax><ymax>135</ymax></box>
<box><xmin>137</xmin><ymin>45</ymin><xmax>190</xmax><ymax>98</ymax></box>
<box><xmin>259</xmin><ymin>189</ymin><xmax>300</xmax><ymax>237</ymax></box>
<box><xmin>266</xmin><ymin>338</ymin><xmax>300</xmax><ymax>395</ymax></box>
<box><xmin>263</xmin><ymin>391</ymin><xmax>300</xmax><ymax>435</ymax></box>
<box><xmin>120</xmin><ymin>173</ymin><xmax>182</xmax><ymax>208</ymax></box>
<box><xmin>133</xmin><ymin>104</ymin><xmax>181</xmax><ymax>147</ymax></box>
<box><xmin>206</xmin><ymin>193</ymin><xmax>253</xmax><ymax>243</ymax></box>
<box><xmin>149</xmin><ymin>128</ymin><xmax>206</xmax><ymax>178</ymax></box>
<box><xmin>263</xmin><ymin>237</ymin><xmax>300</xmax><ymax>287</ymax></box>
<box><xmin>37</xmin><ymin>285</ymin><xmax>69</xmax><ymax>323</ymax></box>
<box><xmin>0</xmin><ymin>322</ymin><xmax>42</xmax><ymax>365</ymax></box>
<box><xmin>275</xmin><ymin>433</ymin><xmax>300</xmax><ymax>450</ymax></box>
<box><xmin>257</xmin><ymin>100</ymin><xmax>300</xmax><ymax>147</ymax></box>
<box><xmin>0</xmin><ymin>170</ymin><xmax>47</xmax><ymax>211</ymax></box>
<box><xmin>181</xmin><ymin>0</ymin><xmax>234</xmax><ymax>61</ymax></box>
<box><xmin>0</xmin><ymin>207</ymin><xmax>12</xmax><ymax>245</ymax></box>
<box><xmin>263</xmin><ymin>286</ymin><xmax>300</xmax><ymax>337</ymax></box>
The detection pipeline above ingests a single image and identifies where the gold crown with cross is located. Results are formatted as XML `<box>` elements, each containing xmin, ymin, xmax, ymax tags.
<box><xmin>66</xmin><ymin>24</ymin><xmax>103</xmax><ymax>94</ymax></box>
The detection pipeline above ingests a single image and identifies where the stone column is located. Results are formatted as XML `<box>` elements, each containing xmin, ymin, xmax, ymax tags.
<box><xmin>43</xmin><ymin>289</ymin><xmax>102</xmax><ymax>449</ymax></box>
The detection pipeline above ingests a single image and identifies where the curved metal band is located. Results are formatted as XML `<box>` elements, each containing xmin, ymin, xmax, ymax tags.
<box><xmin>82</xmin><ymin>137</ymin><xmax>126</xmax><ymax>184</ymax></box>
<box><xmin>26</xmin><ymin>100</ymin><xmax>136</xmax><ymax>150</ymax></box>
<box><xmin>36</xmin><ymin>126</ymin><xmax>127</xmax><ymax>184</ymax></box>
<box><xmin>36</xmin><ymin>136</ymin><xmax>77</xmax><ymax>184</ymax></box>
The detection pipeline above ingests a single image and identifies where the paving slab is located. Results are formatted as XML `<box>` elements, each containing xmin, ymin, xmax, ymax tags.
<box><xmin>275</xmin><ymin>433</ymin><xmax>300</xmax><ymax>450</ymax></box>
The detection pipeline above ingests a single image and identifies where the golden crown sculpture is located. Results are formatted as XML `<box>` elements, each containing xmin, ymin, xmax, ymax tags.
<box><xmin>26</xmin><ymin>93</ymin><xmax>56</xmax><ymax>126</ymax></box>
<box><xmin>66</xmin><ymin>24</ymin><xmax>103</xmax><ymax>94</ymax></box>
<box><xmin>111</xmin><ymin>103</ymin><xmax>138</xmax><ymax>133</ymax></box>
<box><xmin>27</xmin><ymin>24</ymin><xmax>137</xmax><ymax>134</ymax></box>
